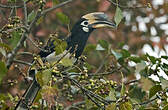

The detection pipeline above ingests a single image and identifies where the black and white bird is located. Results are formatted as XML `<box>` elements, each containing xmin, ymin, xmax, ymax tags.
<box><xmin>15</xmin><ymin>12</ymin><xmax>116</xmax><ymax>110</ymax></box>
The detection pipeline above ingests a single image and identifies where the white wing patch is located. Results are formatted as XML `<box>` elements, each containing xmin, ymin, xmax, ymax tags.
<box><xmin>46</xmin><ymin>50</ymin><xmax>77</xmax><ymax>64</ymax></box>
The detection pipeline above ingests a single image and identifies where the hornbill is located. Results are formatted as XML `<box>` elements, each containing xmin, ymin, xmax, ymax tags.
<box><xmin>15</xmin><ymin>12</ymin><xmax>116</xmax><ymax>110</ymax></box>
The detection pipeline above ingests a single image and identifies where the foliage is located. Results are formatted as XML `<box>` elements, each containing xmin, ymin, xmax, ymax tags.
<box><xmin>0</xmin><ymin>0</ymin><xmax>168</xmax><ymax>110</ymax></box>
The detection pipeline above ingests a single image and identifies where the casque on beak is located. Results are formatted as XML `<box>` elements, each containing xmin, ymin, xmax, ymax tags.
<box><xmin>82</xmin><ymin>12</ymin><xmax>116</xmax><ymax>29</ymax></box>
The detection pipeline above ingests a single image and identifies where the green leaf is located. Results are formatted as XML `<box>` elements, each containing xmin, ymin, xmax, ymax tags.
<box><xmin>118</xmin><ymin>42</ymin><xmax>125</xmax><ymax>48</ymax></box>
<box><xmin>119</xmin><ymin>102</ymin><xmax>132</xmax><ymax>110</ymax></box>
<box><xmin>161</xmin><ymin>63</ymin><xmax>168</xmax><ymax>73</ymax></box>
<box><xmin>129</xmin><ymin>85</ymin><xmax>146</xmax><ymax>101</ymax></box>
<box><xmin>121</xmin><ymin>82</ymin><xmax>126</xmax><ymax>97</ymax></box>
<box><xmin>36</xmin><ymin>69</ymin><xmax>52</xmax><ymax>86</ymax></box>
<box><xmin>121</xmin><ymin>72</ymin><xmax>125</xmax><ymax>97</ymax></box>
<box><xmin>106</xmin><ymin>103</ymin><xmax>116</xmax><ymax>110</ymax></box>
<box><xmin>70</xmin><ymin>85</ymin><xmax>79</xmax><ymax>94</ymax></box>
<box><xmin>149</xmin><ymin>85</ymin><xmax>162</xmax><ymax>98</ymax></box>
<box><xmin>60</xmin><ymin>58</ymin><xmax>73</xmax><ymax>67</ymax></box>
<box><xmin>96</xmin><ymin>44</ymin><xmax>105</xmax><ymax>51</ymax></box>
<box><xmin>121</xmin><ymin>49</ymin><xmax>130</xmax><ymax>58</ymax></box>
<box><xmin>111</xmin><ymin>50</ymin><xmax>122</xmax><ymax>60</ymax></box>
<box><xmin>140</xmin><ymin>77</ymin><xmax>154</xmax><ymax>91</ymax></box>
<box><xmin>0</xmin><ymin>43</ymin><xmax>11</xmax><ymax>51</ymax></box>
<box><xmin>56</xmin><ymin>12</ymin><xmax>70</xmax><ymax>24</ymax></box>
<box><xmin>129</xmin><ymin>56</ymin><xmax>141</xmax><ymax>63</ymax></box>
<box><xmin>84</xmin><ymin>62</ymin><xmax>95</xmax><ymax>70</ymax></box>
<box><xmin>146</xmin><ymin>53</ymin><xmax>157</xmax><ymax>64</ymax></box>
<box><xmin>135</xmin><ymin>61</ymin><xmax>146</xmax><ymax>73</ymax></box>
<box><xmin>36</xmin><ymin>16</ymin><xmax>43</xmax><ymax>26</ymax></box>
<box><xmin>98</xmin><ymin>40</ymin><xmax>109</xmax><ymax>50</ymax></box>
<box><xmin>8</xmin><ymin>93</ymin><xmax>14</xmax><ymax>101</ymax></box>
<box><xmin>139</xmin><ymin>67</ymin><xmax>148</xmax><ymax>77</ymax></box>
<box><xmin>160</xmin><ymin>77</ymin><xmax>168</xmax><ymax>90</ymax></box>
<box><xmin>40</xmin><ymin>85</ymin><xmax>58</xmax><ymax>101</ymax></box>
<box><xmin>0</xmin><ymin>48</ymin><xmax>6</xmax><ymax>56</ymax></box>
<box><xmin>0</xmin><ymin>61</ymin><xmax>7</xmax><ymax>84</ymax></box>
<box><xmin>163</xmin><ymin>104</ymin><xmax>168</xmax><ymax>110</ymax></box>
<box><xmin>109</xmin><ymin>88</ymin><xmax>116</xmax><ymax>100</ymax></box>
<box><xmin>54</xmin><ymin>39</ymin><xmax>67</xmax><ymax>55</ymax></box>
<box><xmin>28</xmin><ymin>10</ymin><xmax>36</xmax><ymax>22</ymax></box>
<box><xmin>114</xmin><ymin>6</ymin><xmax>123</xmax><ymax>26</ymax></box>
<box><xmin>161</xmin><ymin>56</ymin><xmax>168</xmax><ymax>59</ymax></box>
<box><xmin>84</xmin><ymin>44</ymin><xmax>96</xmax><ymax>54</ymax></box>
<box><xmin>52</xmin><ymin>0</ymin><xmax>59</xmax><ymax>5</ymax></box>
<box><xmin>8</xmin><ymin>30</ymin><xmax>21</xmax><ymax>48</ymax></box>
<box><xmin>0</xmin><ymin>93</ymin><xmax>8</xmax><ymax>101</ymax></box>
<box><xmin>85</xmin><ymin>97</ymin><xmax>95</xmax><ymax>110</ymax></box>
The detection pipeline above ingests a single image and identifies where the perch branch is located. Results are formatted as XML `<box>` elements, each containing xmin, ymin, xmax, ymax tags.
<box><xmin>6</xmin><ymin>0</ymin><xmax>75</xmax><ymax>68</ymax></box>
<box><xmin>13</xmin><ymin>59</ymin><xmax>32</xmax><ymax>66</ymax></box>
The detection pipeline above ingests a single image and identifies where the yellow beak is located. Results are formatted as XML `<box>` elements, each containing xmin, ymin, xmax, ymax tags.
<box><xmin>82</xmin><ymin>12</ymin><xmax>116</xmax><ymax>29</ymax></box>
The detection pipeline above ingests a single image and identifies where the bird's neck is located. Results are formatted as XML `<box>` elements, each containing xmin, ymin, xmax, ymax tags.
<box><xmin>66</xmin><ymin>30</ymin><xmax>93</xmax><ymax>58</ymax></box>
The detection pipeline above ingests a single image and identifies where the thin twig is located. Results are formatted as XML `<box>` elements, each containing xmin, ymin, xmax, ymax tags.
<box><xmin>41</xmin><ymin>99</ymin><xmax>44</xmax><ymax>110</ymax></box>
<box><xmin>133</xmin><ymin>96</ymin><xmax>158</xmax><ymax>106</ymax></box>
<box><xmin>69</xmin><ymin>78</ymin><xmax>113</xmax><ymax>104</ymax></box>
<box><xmin>85</xmin><ymin>92</ymin><xmax>103</xmax><ymax>109</ymax></box>
<box><xmin>1</xmin><ymin>26</ymin><xmax>28</xmax><ymax>33</ymax></box>
<box><xmin>9</xmin><ymin>8</ymin><xmax>15</xmax><ymax>17</ymax></box>
<box><xmin>13</xmin><ymin>59</ymin><xmax>32</xmax><ymax>66</ymax></box>
<box><xmin>107</xmin><ymin>0</ymin><xmax>147</xmax><ymax>9</ymax></box>
<box><xmin>23</xmin><ymin>0</ymin><xmax>28</xmax><ymax>26</ymax></box>
<box><xmin>41</xmin><ymin>0</ymin><xmax>74</xmax><ymax>16</ymax></box>
<box><xmin>6</xmin><ymin>32</ymin><xmax>27</xmax><ymax>68</ymax></box>
<box><xmin>6</xmin><ymin>0</ymin><xmax>76</xmax><ymax>68</ymax></box>
<box><xmin>6</xmin><ymin>6</ymin><xmax>41</xmax><ymax>68</ymax></box>
<box><xmin>88</xmin><ymin>66</ymin><xmax>122</xmax><ymax>76</ymax></box>
<box><xmin>116</xmin><ymin>79</ymin><xmax>139</xmax><ymax>90</ymax></box>
<box><xmin>95</xmin><ymin>54</ymin><xmax>109</xmax><ymax>74</ymax></box>
<box><xmin>27</xmin><ymin>37</ymin><xmax>50</xmax><ymax>52</ymax></box>
<box><xmin>0</xmin><ymin>9</ymin><xmax>7</xmax><ymax>21</ymax></box>
<box><xmin>0</xmin><ymin>0</ymin><xmax>31</xmax><ymax>9</ymax></box>
<box><xmin>17</xmin><ymin>52</ymin><xmax>34</xmax><ymax>56</ymax></box>
<box><xmin>70</xmin><ymin>78</ymin><xmax>104</xmax><ymax>109</ymax></box>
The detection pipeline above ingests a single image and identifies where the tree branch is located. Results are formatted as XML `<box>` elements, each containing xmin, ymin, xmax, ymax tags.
<box><xmin>13</xmin><ymin>59</ymin><xmax>32</xmax><ymax>66</ymax></box>
<box><xmin>23</xmin><ymin>0</ymin><xmax>28</xmax><ymax>26</ymax></box>
<box><xmin>95</xmin><ymin>54</ymin><xmax>109</xmax><ymax>73</ymax></box>
<box><xmin>107</xmin><ymin>0</ymin><xmax>148</xmax><ymax>9</ymax></box>
<box><xmin>88</xmin><ymin>66</ymin><xmax>122</xmax><ymax>76</ymax></box>
<box><xmin>116</xmin><ymin>79</ymin><xmax>139</xmax><ymax>90</ymax></box>
<box><xmin>0</xmin><ymin>0</ymin><xmax>31</xmax><ymax>9</ymax></box>
<box><xmin>133</xmin><ymin>96</ymin><xmax>158</xmax><ymax>106</ymax></box>
<box><xmin>17</xmin><ymin>52</ymin><xmax>34</xmax><ymax>56</ymax></box>
<box><xmin>41</xmin><ymin>0</ymin><xmax>74</xmax><ymax>16</ymax></box>
<box><xmin>69</xmin><ymin>78</ymin><xmax>113</xmax><ymax>104</ymax></box>
<box><xmin>6</xmin><ymin>0</ymin><xmax>75</xmax><ymax>68</ymax></box>
<box><xmin>27</xmin><ymin>37</ymin><xmax>50</xmax><ymax>52</ymax></box>
<box><xmin>6</xmin><ymin>32</ymin><xmax>28</xmax><ymax>68</ymax></box>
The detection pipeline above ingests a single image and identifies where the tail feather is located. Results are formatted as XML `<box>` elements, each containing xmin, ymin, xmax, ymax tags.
<box><xmin>15</xmin><ymin>80</ymin><xmax>41</xmax><ymax>110</ymax></box>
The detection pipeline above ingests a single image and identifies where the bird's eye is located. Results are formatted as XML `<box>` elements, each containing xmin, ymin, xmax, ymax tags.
<box><xmin>84</xmin><ymin>21</ymin><xmax>88</xmax><ymax>25</ymax></box>
<box><xmin>81</xmin><ymin>21</ymin><xmax>89</xmax><ymax>26</ymax></box>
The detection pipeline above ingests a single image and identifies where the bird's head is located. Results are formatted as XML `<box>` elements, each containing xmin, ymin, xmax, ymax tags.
<box><xmin>71</xmin><ymin>12</ymin><xmax>116</xmax><ymax>33</ymax></box>
<box><xmin>67</xmin><ymin>12</ymin><xmax>116</xmax><ymax>58</ymax></box>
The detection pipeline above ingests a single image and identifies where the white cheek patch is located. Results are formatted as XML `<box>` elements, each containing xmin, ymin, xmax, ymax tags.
<box><xmin>82</xmin><ymin>27</ymin><xmax>89</xmax><ymax>32</ymax></box>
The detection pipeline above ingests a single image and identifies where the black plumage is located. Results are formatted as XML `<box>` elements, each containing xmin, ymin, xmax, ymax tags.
<box><xmin>39</xmin><ymin>18</ymin><xmax>94</xmax><ymax>58</ymax></box>
<box><xmin>15</xmin><ymin>12</ymin><xmax>116</xmax><ymax>110</ymax></box>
